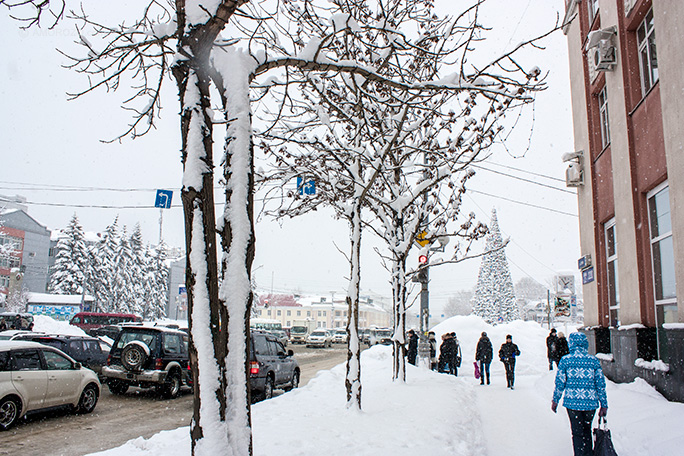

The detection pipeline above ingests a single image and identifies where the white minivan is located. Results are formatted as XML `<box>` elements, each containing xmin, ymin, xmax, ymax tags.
<box><xmin>0</xmin><ymin>341</ymin><xmax>101</xmax><ymax>430</ymax></box>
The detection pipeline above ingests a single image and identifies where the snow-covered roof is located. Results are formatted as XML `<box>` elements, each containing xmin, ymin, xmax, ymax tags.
<box><xmin>27</xmin><ymin>292</ymin><xmax>94</xmax><ymax>305</ymax></box>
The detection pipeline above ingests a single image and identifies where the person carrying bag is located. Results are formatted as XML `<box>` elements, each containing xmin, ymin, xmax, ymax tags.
<box><xmin>551</xmin><ymin>332</ymin><xmax>609</xmax><ymax>456</ymax></box>
<box><xmin>593</xmin><ymin>416</ymin><xmax>618</xmax><ymax>456</ymax></box>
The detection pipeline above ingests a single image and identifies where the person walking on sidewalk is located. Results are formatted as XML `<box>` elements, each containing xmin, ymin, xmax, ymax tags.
<box><xmin>557</xmin><ymin>332</ymin><xmax>570</xmax><ymax>360</ymax></box>
<box><xmin>546</xmin><ymin>328</ymin><xmax>559</xmax><ymax>370</ymax></box>
<box><xmin>407</xmin><ymin>329</ymin><xmax>419</xmax><ymax>366</ymax></box>
<box><xmin>427</xmin><ymin>331</ymin><xmax>438</xmax><ymax>371</ymax></box>
<box><xmin>499</xmin><ymin>334</ymin><xmax>520</xmax><ymax>389</ymax></box>
<box><xmin>475</xmin><ymin>331</ymin><xmax>493</xmax><ymax>385</ymax></box>
<box><xmin>551</xmin><ymin>332</ymin><xmax>608</xmax><ymax>456</ymax></box>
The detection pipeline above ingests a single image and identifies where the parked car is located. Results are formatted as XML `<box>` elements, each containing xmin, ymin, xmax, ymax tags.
<box><xmin>332</xmin><ymin>329</ymin><xmax>348</xmax><ymax>344</ymax></box>
<box><xmin>0</xmin><ymin>341</ymin><xmax>100</xmax><ymax>430</ymax></box>
<box><xmin>306</xmin><ymin>329</ymin><xmax>333</xmax><ymax>348</ymax></box>
<box><xmin>368</xmin><ymin>327</ymin><xmax>393</xmax><ymax>346</ymax></box>
<box><xmin>102</xmin><ymin>326</ymin><xmax>191</xmax><ymax>398</ymax></box>
<box><xmin>269</xmin><ymin>329</ymin><xmax>289</xmax><ymax>347</ymax></box>
<box><xmin>69</xmin><ymin>312</ymin><xmax>141</xmax><ymax>335</ymax></box>
<box><xmin>250</xmin><ymin>330</ymin><xmax>299</xmax><ymax>401</ymax></box>
<box><xmin>13</xmin><ymin>334</ymin><xmax>109</xmax><ymax>378</ymax></box>
<box><xmin>0</xmin><ymin>330</ymin><xmax>43</xmax><ymax>341</ymax></box>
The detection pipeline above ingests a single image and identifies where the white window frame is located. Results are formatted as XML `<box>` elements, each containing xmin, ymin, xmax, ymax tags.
<box><xmin>598</xmin><ymin>86</ymin><xmax>610</xmax><ymax>149</ymax></box>
<box><xmin>605</xmin><ymin>218</ymin><xmax>620</xmax><ymax>326</ymax></box>
<box><xmin>647</xmin><ymin>182</ymin><xmax>677</xmax><ymax>324</ymax></box>
<box><xmin>588</xmin><ymin>0</ymin><xmax>599</xmax><ymax>24</ymax></box>
<box><xmin>637</xmin><ymin>8</ymin><xmax>658</xmax><ymax>95</ymax></box>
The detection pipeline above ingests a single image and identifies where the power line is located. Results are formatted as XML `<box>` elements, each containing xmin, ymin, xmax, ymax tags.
<box><xmin>471</xmin><ymin>164</ymin><xmax>575</xmax><ymax>194</ymax></box>
<box><xmin>467</xmin><ymin>189</ymin><xmax>578</xmax><ymax>217</ymax></box>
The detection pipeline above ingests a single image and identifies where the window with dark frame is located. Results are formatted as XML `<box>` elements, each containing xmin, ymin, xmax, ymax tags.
<box><xmin>605</xmin><ymin>219</ymin><xmax>620</xmax><ymax>326</ymax></box>
<box><xmin>637</xmin><ymin>8</ymin><xmax>658</xmax><ymax>95</ymax></box>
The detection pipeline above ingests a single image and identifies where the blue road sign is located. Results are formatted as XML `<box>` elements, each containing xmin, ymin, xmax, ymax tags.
<box><xmin>582</xmin><ymin>267</ymin><xmax>595</xmax><ymax>284</ymax></box>
<box><xmin>296</xmin><ymin>177</ymin><xmax>316</xmax><ymax>195</ymax></box>
<box><xmin>155</xmin><ymin>190</ymin><xmax>173</xmax><ymax>209</ymax></box>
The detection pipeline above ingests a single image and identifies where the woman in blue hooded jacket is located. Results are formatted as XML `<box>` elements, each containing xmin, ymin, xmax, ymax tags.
<box><xmin>551</xmin><ymin>332</ymin><xmax>608</xmax><ymax>456</ymax></box>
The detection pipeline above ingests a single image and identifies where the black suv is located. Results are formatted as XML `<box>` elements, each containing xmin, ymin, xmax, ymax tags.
<box><xmin>14</xmin><ymin>334</ymin><xmax>109</xmax><ymax>378</ymax></box>
<box><xmin>102</xmin><ymin>326</ymin><xmax>191</xmax><ymax>398</ymax></box>
<box><xmin>250</xmin><ymin>330</ymin><xmax>300</xmax><ymax>401</ymax></box>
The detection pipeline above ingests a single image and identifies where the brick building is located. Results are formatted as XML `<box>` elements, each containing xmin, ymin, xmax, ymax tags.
<box><xmin>562</xmin><ymin>0</ymin><xmax>684</xmax><ymax>400</ymax></box>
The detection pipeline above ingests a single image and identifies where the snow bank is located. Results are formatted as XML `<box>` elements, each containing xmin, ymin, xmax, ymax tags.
<box><xmin>32</xmin><ymin>314</ymin><xmax>87</xmax><ymax>336</ymax></box>
<box><xmin>85</xmin><ymin>316</ymin><xmax>684</xmax><ymax>456</ymax></box>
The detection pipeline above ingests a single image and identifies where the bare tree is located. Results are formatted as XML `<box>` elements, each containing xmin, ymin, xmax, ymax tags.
<box><xmin>3</xmin><ymin>0</ymin><xmax>559</xmax><ymax>451</ymax></box>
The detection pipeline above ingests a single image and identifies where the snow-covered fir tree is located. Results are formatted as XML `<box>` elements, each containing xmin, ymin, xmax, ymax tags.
<box><xmin>48</xmin><ymin>214</ymin><xmax>90</xmax><ymax>295</ymax></box>
<box><xmin>472</xmin><ymin>209</ymin><xmax>519</xmax><ymax>324</ymax></box>
<box><xmin>144</xmin><ymin>242</ymin><xmax>168</xmax><ymax>320</ymax></box>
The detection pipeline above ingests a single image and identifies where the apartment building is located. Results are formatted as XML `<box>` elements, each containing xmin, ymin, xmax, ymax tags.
<box><xmin>562</xmin><ymin>0</ymin><xmax>684</xmax><ymax>400</ymax></box>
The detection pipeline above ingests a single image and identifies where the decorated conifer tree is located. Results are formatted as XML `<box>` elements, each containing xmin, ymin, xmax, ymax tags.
<box><xmin>472</xmin><ymin>209</ymin><xmax>519</xmax><ymax>324</ymax></box>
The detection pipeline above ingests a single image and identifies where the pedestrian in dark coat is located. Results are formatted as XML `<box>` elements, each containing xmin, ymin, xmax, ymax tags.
<box><xmin>427</xmin><ymin>331</ymin><xmax>437</xmax><ymax>371</ymax></box>
<box><xmin>552</xmin><ymin>332</ymin><xmax>608</xmax><ymax>456</ymax></box>
<box><xmin>407</xmin><ymin>329</ymin><xmax>418</xmax><ymax>365</ymax></box>
<box><xmin>449</xmin><ymin>332</ymin><xmax>462</xmax><ymax>376</ymax></box>
<box><xmin>546</xmin><ymin>328</ymin><xmax>559</xmax><ymax>370</ymax></box>
<box><xmin>438</xmin><ymin>333</ymin><xmax>455</xmax><ymax>373</ymax></box>
<box><xmin>556</xmin><ymin>332</ymin><xmax>570</xmax><ymax>359</ymax></box>
<box><xmin>475</xmin><ymin>332</ymin><xmax>493</xmax><ymax>385</ymax></box>
<box><xmin>499</xmin><ymin>334</ymin><xmax>521</xmax><ymax>389</ymax></box>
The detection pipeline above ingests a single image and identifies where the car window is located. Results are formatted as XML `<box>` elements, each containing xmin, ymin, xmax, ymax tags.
<box><xmin>182</xmin><ymin>335</ymin><xmax>189</xmax><ymax>354</ymax></box>
<box><xmin>11</xmin><ymin>350</ymin><xmax>42</xmax><ymax>371</ymax></box>
<box><xmin>116</xmin><ymin>332</ymin><xmax>157</xmax><ymax>350</ymax></box>
<box><xmin>99</xmin><ymin>340</ymin><xmax>112</xmax><ymax>352</ymax></box>
<box><xmin>0</xmin><ymin>351</ymin><xmax>9</xmax><ymax>371</ymax></box>
<box><xmin>163</xmin><ymin>334</ymin><xmax>182</xmax><ymax>354</ymax></box>
<box><xmin>83</xmin><ymin>340</ymin><xmax>101</xmax><ymax>354</ymax></box>
<box><xmin>253</xmin><ymin>335</ymin><xmax>272</xmax><ymax>356</ymax></box>
<box><xmin>43</xmin><ymin>350</ymin><xmax>73</xmax><ymax>370</ymax></box>
<box><xmin>269</xmin><ymin>340</ymin><xmax>285</xmax><ymax>356</ymax></box>
<box><xmin>69</xmin><ymin>340</ymin><xmax>85</xmax><ymax>356</ymax></box>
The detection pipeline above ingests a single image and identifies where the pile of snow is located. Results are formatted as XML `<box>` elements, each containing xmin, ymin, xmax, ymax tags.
<box><xmin>87</xmin><ymin>316</ymin><xmax>684</xmax><ymax>456</ymax></box>
<box><xmin>32</xmin><ymin>315</ymin><xmax>88</xmax><ymax>336</ymax></box>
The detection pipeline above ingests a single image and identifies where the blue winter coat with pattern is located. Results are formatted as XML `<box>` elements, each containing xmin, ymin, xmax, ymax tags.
<box><xmin>552</xmin><ymin>332</ymin><xmax>608</xmax><ymax>411</ymax></box>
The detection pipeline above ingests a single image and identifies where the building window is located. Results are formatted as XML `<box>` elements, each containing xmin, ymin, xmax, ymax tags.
<box><xmin>598</xmin><ymin>86</ymin><xmax>610</xmax><ymax>149</ymax></box>
<box><xmin>267</xmin><ymin>310</ymin><xmax>271</xmax><ymax>316</ymax></box>
<box><xmin>307</xmin><ymin>311</ymin><xmax>311</xmax><ymax>317</ymax></box>
<box><xmin>286</xmin><ymin>310</ymin><xmax>291</xmax><ymax>316</ymax></box>
<box><xmin>588</xmin><ymin>0</ymin><xmax>599</xmax><ymax>24</ymax></box>
<box><xmin>286</xmin><ymin>321</ymin><xmax>290</xmax><ymax>327</ymax></box>
<box><xmin>318</xmin><ymin>311</ymin><xmax>321</xmax><ymax>317</ymax></box>
<box><xmin>637</xmin><ymin>8</ymin><xmax>658</xmax><ymax>95</ymax></box>
<box><xmin>277</xmin><ymin>310</ymin><xmax>281</xmax><ymax>316</ymax></box>
<box><xmin>297</xmin><ymin>310</ymin><xmax>301</xmax><ymax>316</ymax></box>
<box><xmin>648</xmin><ymin>183</ymin><xmax>677</xmax><ymax>324</ymax></box>
<box><xmin>605</xmin><ymin>219</ymin><xmax>620</xmax><ymax>326</ymax></box>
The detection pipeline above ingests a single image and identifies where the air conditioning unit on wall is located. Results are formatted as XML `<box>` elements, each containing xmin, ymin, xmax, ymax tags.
<box><xmin>586</xmin><ymin>27</ymin><xmax>617</xmax><ymax>72</ymax></box>
<box><xmin>593</xmin><ymin>39</ymin><xmax>617</xmax><ymax>71</ymax></box>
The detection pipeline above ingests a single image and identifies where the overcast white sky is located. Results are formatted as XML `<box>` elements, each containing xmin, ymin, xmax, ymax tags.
<box><xmin>0</xmin><ymin>0</ymin><xmax>578</xmax><ymax>313</ymax></box>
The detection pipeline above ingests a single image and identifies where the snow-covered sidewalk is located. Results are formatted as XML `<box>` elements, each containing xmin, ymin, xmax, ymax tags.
<box><xmin>87</xmin><ymin>317</ymin><xmax>684</xmax><ymax>456</ymax></box>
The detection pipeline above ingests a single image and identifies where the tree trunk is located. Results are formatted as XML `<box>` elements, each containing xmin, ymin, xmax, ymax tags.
<box><xmin>214</xmin><ymin>52</ymin><xmax>256</xmax><ymax>456</ymax></box>
<box><xmin>174</xmin><ymin>60</ymin><xmax>228</xmax><ymax>454</ymax></box>
<box><xmin>345</xmin><ymin>202</ymin><xmax>362</xmax><ymax>410</ymax></box>
<box><xmin>392</xmin><ymin>255</ymin><xmax>407</xmax><ymax>382</ymax></box>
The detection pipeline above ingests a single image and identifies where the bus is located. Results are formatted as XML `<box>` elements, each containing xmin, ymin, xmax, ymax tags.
<box><xmin>250</xmin><ymin>318</ymin><xmax>283</xmax><ymax>332</ymax></box>
<box><xmin>69</xmin><ymin>312</ymin><xmax>142</xmax><ymax>333</ymax></box>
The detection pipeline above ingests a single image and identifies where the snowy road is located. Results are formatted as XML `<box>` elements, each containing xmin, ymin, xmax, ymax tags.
<box><xmin>1</xmin><ymin>344</ymin><xmax>349</xmax><ymax>456</ymax></box>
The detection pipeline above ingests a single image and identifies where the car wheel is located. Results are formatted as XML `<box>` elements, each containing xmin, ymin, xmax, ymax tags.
<box><xmin>160</xmin><ymin>370</ymin><xmax>182</xmax><ymax>399</ymax></box>
<box><xmin>284</xmin><ymin>370</ymin><xmax>299</xmax><ymax>392</ymax></box>
<box><xmin>77</xmin><ymin>384</ymin><xmax>99</xmax><ymax>414</ymax></box>
<box><xmin>107</xmin><ymin>380</ymin><xmax>129</xmax><ymax>395</ymax></box>
<box><xmin>263</xmin><ymin>376</ymin><xmax>274</xmax><ymax>400</ymax></box>
<box><xmin>121</xmin><ymin>342</ymin><xmax>148</xmax><ymax>371</ymax></box>
<box><xmin>0</xmin><ymin>397</ymin><xmax>20</xmax><ymax>431</ymax></box>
